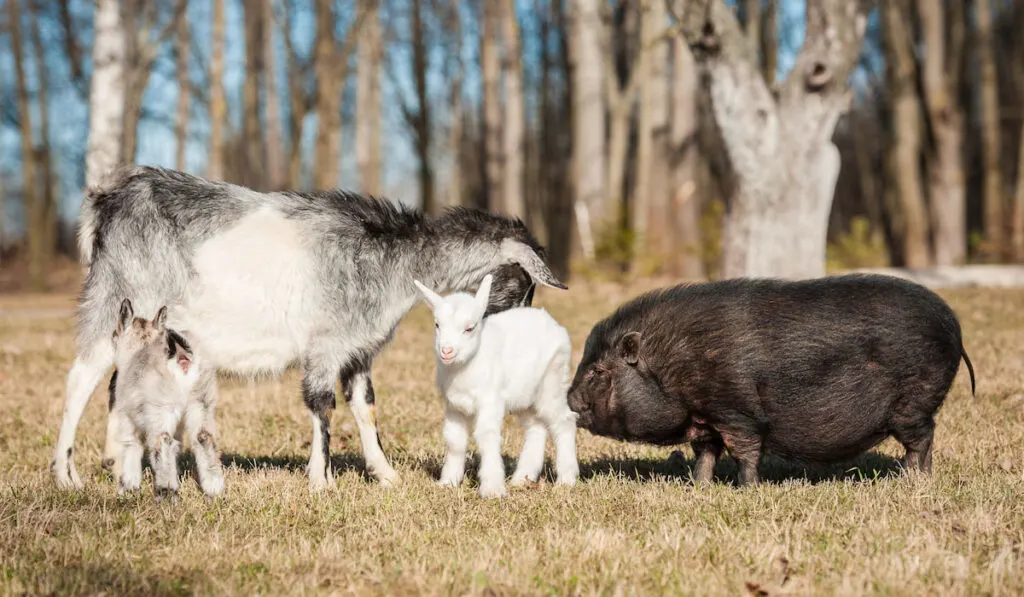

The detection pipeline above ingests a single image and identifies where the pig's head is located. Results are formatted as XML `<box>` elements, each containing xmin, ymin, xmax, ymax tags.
<box><xmin>568</xmin><ymin>327</ymin><xmax>689</xmax><ymax>445</ymax></box>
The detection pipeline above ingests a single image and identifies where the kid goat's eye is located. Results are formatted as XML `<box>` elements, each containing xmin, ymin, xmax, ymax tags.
<box><xmin>434</xmin><ymin>322</ymin><xmax>439</xmax><ymax>329</ymax></box>
<box><xmin>464</xmin><ymin>325</ymin><xmax>475</xmax><ymax>334</ymax></box>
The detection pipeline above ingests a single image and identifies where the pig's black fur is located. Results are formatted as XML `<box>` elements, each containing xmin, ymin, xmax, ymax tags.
<box><xmin>567</xmin><ymin>274</ymin><xmax>976</xmax><ymax>486</ymax></box>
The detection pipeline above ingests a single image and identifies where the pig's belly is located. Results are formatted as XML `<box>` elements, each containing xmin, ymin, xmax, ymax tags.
<box><xmin>760</xmin><ymin>393</ymin><xmax>894</xmax><ymax>462</ymax></box>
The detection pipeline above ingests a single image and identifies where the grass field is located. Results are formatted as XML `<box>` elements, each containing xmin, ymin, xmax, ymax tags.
<box><xmin>1</xmin><ymin>281</ymin><xmax>1022</xmax><ymax>596</ymax></box>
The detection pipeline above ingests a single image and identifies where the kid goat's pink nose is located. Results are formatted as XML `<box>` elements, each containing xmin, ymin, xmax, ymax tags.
<box><xmin>441</xmin><ymin>347</ymin><xmax>454</xmax><ymax>356</ymax></box>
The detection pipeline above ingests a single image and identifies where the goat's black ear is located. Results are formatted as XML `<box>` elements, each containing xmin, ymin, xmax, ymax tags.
<box><xmin>116</xmin><ymin>298</ymin><xmax>133</xmax><ymax>334</ymax></box>
<box><xmin>617</xmin><ymin>332</ymin><xmax>642</xmax><ymax>366</ymax></box>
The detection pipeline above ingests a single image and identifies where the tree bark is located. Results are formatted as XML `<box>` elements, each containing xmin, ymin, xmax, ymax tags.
<box><xmin>570</xmin><ymin>0</ymin><xmax>606</xmax><ymax>261</ymax></box>
<box><xmin>975</xmin><ymin>0</ymin><xmax>1004</xmax><ymax>260</ymax></box>
<box><xmin>917</xmin><ymin>0</ymin><xmax>966</xmax><ymax>266</ymax></box>
<box><xmin>481</xmin><ymin>0</ymin><xmax>504</xmax><ymax>213</ymax></box>
<box><xmin>175</xmin><ymin>3</ymin><xmax>190</xmax><ymax>171</ymax></box>
<box><xmin>446</xmin><ymin>0</ymin><xmax>464</xmax><ymax>209</ymax></box>
<box><xmin>631</xmin><ymin>2</ymin><xmax>657</xmax><ymax>264</ymax></box>
<box><xmin>501</xmin><ymin>0</ymin><xmax>526</xmax><ymax>220</ymax></box>
<box><xmin>243</xmin><ymin>0</ymin><xmax>266</xmax><ymax>190</ymax></box>
<box><xmin>121</xmin><ymin>1</ymin><xmax>178</xmax><ymax>166</ymax></box>
<box><xmin>411</xmin><ymin>0</ymin><xmax>435</xmax><ymax>213</ymax></box>
<box><xmin>761</xmin><ymin>0</ymin><xmax>777</xmax><ymax>85</ymax></box>
<box><xmin>86</xmin><ymin>0</ymin><xmax>126</xmax><ymax>187</ymax></box>
<box><xmin>280</xmin><ymin>0</ymin><xmax>309</xmax><ymax>189</ymax></box>
<box><xmin>208</xmin><ymin>0</ymin><xmax>226</xmax><ymax>180</ymax></box>
<box><xmin>644</xmin><ymin>0</ymin><xmax>673</xmax><ymax>269</ymax></box>
<box><xmin>679</xmin><ymin>0</ymin><xmax>867</xmax><ymax>279</ymax></box>
<box><xmin>883</xmin><ymin>0</ymin><xmax>930</xmax><ymax>268</ymax></box>
<box><xmin>29</xmin><ymin>1</ymin><xmax>57</xmax><ymax>277</ymax></box>
<box><xmin>263</xmin><ymin>0</ymin><xmax>285</xmax><ymax>189</ymax></box>
<box><xmin>9</xmin><ymin>0</ymin><xmax>42</xmax><ymax>288</ymax></box>
<box><xmin>314</xmin><ymin>0</ymin><xmax>342</xmax><ymax>190</ymax></box>
<box><xmin>671</xmin><ymin>32</ymin><xmax>704</xmax><ymax>279</ymax></box>
<box><xmin>355</xmin><ymin>0</ymin><xmax>383</xmax><ymax>196</ymax></box>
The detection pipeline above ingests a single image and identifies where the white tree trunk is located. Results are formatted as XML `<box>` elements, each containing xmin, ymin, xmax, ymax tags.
<box><xmin>671</xmin><ymin>34</ymin><xmax>704</xmax><ymax>279</ymax></box>
<box><xmin>86</xmin><ymin>0</ymin><xmax>127</xmax><ymax>187</ymax></box>
<box><xmin>680</xmin><ymin>0</ymin><xmax>866</xmax><ymax>279</ymax></box>
<box><xmin>356</xmin><ymin>0</ymin><xmax>383</xmax><ymax>196</ymax></box>
<box><xmin>570</xmin><ymin>0</ymin><xmax>606</xmax><ymax>261</ymax></box>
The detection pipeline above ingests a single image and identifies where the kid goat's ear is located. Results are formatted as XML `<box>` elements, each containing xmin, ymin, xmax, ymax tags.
<box><xmin>154</xmin><ymin>305</ymin><xmax>168</xmax><ymax>331</ymax></box>
<box><xmin>617</xmin><ymin>331</ymin><xmax>643</xmax><ymax>366</ymax></box>
<box><xmin>116</xmin><ymin>298</ymin><xmax>133</xmax><ymax>334</ymax></box>
<box><xmin>412</xmin><ymin>279</ymin><xmax>443</xmax><ymax>311</ymax></box>
<box><xmin>475</xmin><ymin>274</ymin><xmax>494</xmax><ymax>309</ymax></box>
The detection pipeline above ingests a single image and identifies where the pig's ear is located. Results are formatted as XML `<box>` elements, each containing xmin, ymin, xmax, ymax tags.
<box><xmin>617</xmin><ymin>332</ymin><xmax>642</xmax><ymax>365</ymax></box>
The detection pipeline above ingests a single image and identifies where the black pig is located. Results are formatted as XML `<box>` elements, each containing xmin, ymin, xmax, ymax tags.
<box><xmin>567</xmin><ymin>274</ymin><xmax>976</xmax><ymax>486</ymax></box>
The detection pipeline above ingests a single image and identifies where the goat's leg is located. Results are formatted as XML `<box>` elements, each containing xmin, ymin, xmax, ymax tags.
<box><xmin>341</xmin><ymin>361</ymin><xmax>398</xmax><ymax>487</ymax></box>
<box><xmin>101</xmin><ymin>370</ymin><xmax>121</xmax><ymax>476</ymax></box>
<box><xmin>534</xmin><ymin>350</ymin><xmax>579</xmax><ymax>486</ymax></box>
<box><xmin>438</xmin><ymin>406</ymin><xmax>470</xmax><ymax>487</ymax></box>
<box><xmin>510</xmin><ymin>412</ymin><xmax>547</xmax><ymax>487</ymax></box>
<box><xmin>473</xmin><ymin>405</ymin><xmax>507</xmax><ymax>499</ymax></box>
<box><xmin>184</xmin><ymin>371</ymin><xmax>224</xmax><ymax>498</ymax></box>
<box><xmin>149</xmin><ymin>429</ymin><xmax>181</xmax><ymax>503</ymax></box>
<box><xmin>302</xmin><ymin>358</ymin><xmax>338</xmax><ymax>492</ymax></box>
<box><xmin>53</xmin><ymin>341</ymin><xmax>114</xmax><ymax>489</ymax></box>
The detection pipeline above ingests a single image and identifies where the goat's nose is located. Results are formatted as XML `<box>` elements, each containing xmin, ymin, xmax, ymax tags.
<box><xmin>441</xmin><ymin>347</ymin><xmax>454</xmax><ymax>356</ymax></box>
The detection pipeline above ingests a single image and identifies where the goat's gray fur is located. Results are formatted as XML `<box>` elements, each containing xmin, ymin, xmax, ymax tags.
<box><xmin>52</xmin><ymin>165</ymin><xmax>565</xmax><ymax>491</ymax></box>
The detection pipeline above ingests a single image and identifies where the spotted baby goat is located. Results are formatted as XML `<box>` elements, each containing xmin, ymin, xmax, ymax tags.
<box><xmin>413</xmin><ymin>274</ymin><xmax>579</xmax><ymax>499</ymax></box>
<box><xmin>110</xmin><ymin>299</ymin><xmax>224</xmax><ymax>501</ymax></box>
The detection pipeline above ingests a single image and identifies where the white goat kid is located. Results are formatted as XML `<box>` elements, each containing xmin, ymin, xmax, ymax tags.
<box><xmin>413</xmin><ymin>274</ymin><xmax>579</xmax><ymax>499</ymax></box>
<box><xmin>110</xmin><ymin>299</ymin><xmax>224</xmax><ymax>502</ymax></box>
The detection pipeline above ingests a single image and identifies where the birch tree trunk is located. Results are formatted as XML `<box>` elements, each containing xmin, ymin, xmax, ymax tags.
<box><xmin>314</xmin><ymin>0</ymin><xmax>342</xmax><ymax>190</ymax></box>
<box><xmin>679</xmin><ymin>0</ymin><xmax>867</xmax><ymax>279</ymax></box>
<box><xmin>355</xmin><ymin>0</ymin><xmax>383</xmax><ymax>196</ymax></box>
<box><xmin>501</xmin><ymin>0</ymin><xmax>526</xmax><ymax>219</ymax></box>
<box><xmin>481</xmin><ymin>0</ymin><xmax>504</xmax><ymax>213</ymax></box>
<box><xmin>208</xmin><ymin>0</ymin><xmax>226</xmax><ymax>180</ymax></box>
<box><xmin>918</xmin><ymin>0</ymin><xmax>966</xmax><ymax>266</ymax></box>
<box><xmin>883</xmin><ymin>0</ymin><xmax>930</xmax><ymax>268</ymax></box>
<box><xmin>671</xmin><ymin>32</ymin><xmax>704</xmax><ymax>279</ymax></box>
<box><xmin>175</xmin><ymin>4</ymin><xmax>190</xmax><ymax>171</ymax></box>
<box><xmin>243</xmin><ymin>0</ymin><xmax>266</xmax><ymax>190</ymax></box>
<box><xmin>975</xmin><ymin>0</ymin><xmax>1005</xmax><ymax>259</ymax></box>
<box><xmin>86</xmin><ymin>0</ymin><xmax>126</xmax><ymax>187</ymax></box>
<box><xmin>263</xmin><ymin>0</ymin><xmax>285</xmax><ymax>189</ymax></box>
<box><xmin>570</xmin><ymin>0</ymin><xmax>606</xmax><ymax>261</ymax></box>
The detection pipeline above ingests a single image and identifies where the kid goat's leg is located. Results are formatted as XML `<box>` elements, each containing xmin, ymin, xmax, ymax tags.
<box><xmin>535</xmin><ymin>350</ymin><xmax>579</xmax><ymax>486</ymax></box>
<box><xmin>438</xmin><ymin>406</ymin><xmax>470</xmax><ymax>487</ymax></box>
<box><xmin>53</xmin><ymin>340</ymin><xmax>114</xmax><ymax>489</ymax></box>
<box><xmin>341</xmin><ymin>358</ymin><xmax>398</xmax><ymax>487</ymax></box>
<box><xmin>149</xmin><ymin>426</ymin><xmax>182</xmax><ymax>503</ymax></box>
<box><xmin>474</xmin><ymin>404</ymin><xmax>507</xmax><ymax>499</ymax></box>
<box><xmin>184</xmin><ymin>370</ymin><xmax>225</xmax><ymax>498</ymax></box>
<box><xmin>510</xmin><ymin>412</ymin><xmax>547</xmax><ymax>487</ymax></box>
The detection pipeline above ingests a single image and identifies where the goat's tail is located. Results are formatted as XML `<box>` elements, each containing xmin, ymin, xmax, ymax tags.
<box><xmin>961</xmin><ymin>345</ymin><xmax>976</xmax><ymax>397</ymax></box>
<box><xmin>78</xmin><ymin>165</ymin><xmax>138</xmax><ymax>265</ymax></box>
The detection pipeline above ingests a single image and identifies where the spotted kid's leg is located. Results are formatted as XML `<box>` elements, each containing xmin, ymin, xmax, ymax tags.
<box><xmin>341</xmin><ymin>359</ymin><xmax>398</xmax><ymax>486</ymax></box>
<box><xmin>148</xmin><ymin>429</ymin><xmax>181</xmax><ymax>503</ymax></box>
<box><xmin>184</xmin><ymin>370</ymin><xmax>224</xmax><ymax>498</ymax></box>
<box><xmin>101</xmin><ymin>370</ymin><xmax>122</xmax><ymax>477</ymax></box>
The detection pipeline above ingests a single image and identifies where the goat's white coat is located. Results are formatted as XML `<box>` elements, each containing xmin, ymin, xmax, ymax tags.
<box><xmin>414</xmin><ymin>275</ymin><xmax>579</xmax><ymax>499</ymax></box>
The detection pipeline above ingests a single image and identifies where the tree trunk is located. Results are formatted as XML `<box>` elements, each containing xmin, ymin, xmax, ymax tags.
<box><xmin>263</xmin><ymin>0</ymin><xmax>285</xmax><ymax>189</ymax></box>
<box><xmin>86</xmin><ymin>0</ymin><xmax>126</xmax><ymax>187</ymax></box>
<box><xmin>447</xmin><ymin>0</ymin><xmax>464</xmax><ymax>209</ymax></box>
<box><xmin>679</xmin><ymin>0</ymin><xmax>867</xmax><ymax>279</ymax></box>
<box><xmin>761</xmin><ymin>0</ymin><xmax>777</xmax><ymax>85</ymax></box>
<box><xmin>481</xmin><ymin>0</ymin><xmax>504</xmax><ymax>213</ymax></box>
<box><xmin>501</xmin><ymin>0</ymin><xmax>526</xmax><ymax>220</ymax></box>
<box><xmin>883</xmin><ymin>0</ymin><xmax>930</xmax><ymax>268</ymax></box>
<box><xmin>975</xmin><ymin>0</ymin><xmax>1004</xmax><ymax>260</ymax></box>
<box><xmin>29</xmin><ymin>2</ymin><xmax>57</xmax><ymax>273</ymax></box>
<box><xmin>671</xmin><ymin>33</ymin><xmax>704</xmax><ymax>279</ymax></box>
<box><xmin>643</xmin><ymin>0</ymin><xmax>673</xmax><ymax>269</ymax></box>
<box><xmin>917</xmin><ymin>0</ymin><xmax>966</xmax><ymax>266</ymax></box>
<box><xmin>9</xmin><ymin>0</ymin><xmax>42</xmax><ymax>288</ymax></box>
<box><xmin>570</xmin><ymin>0</ymin><xmax>606</xmax><ymax>261</ymax></box>
<box><xmin>356</xmin><ymin>0</ymin><xmax>383</xmax><ymax>196</ymax></box>
<box><xmin>243</xmin><ymin>0</ymin><xmax>266</xmax><ymax>190</ymax></box>
<box><xmin>411</xmin><ymin>0</ymin><xmax>434</xmax><ymax>214</ymax></box>
<box><xmin>280</xmin><ymin>1</ymin><xmax>306</xmax><ymax>189</ymax></box>
<box><xmin>743</xmin><ymin>0</ymin><xmax>761</xmax><ymax>68</ymax></box>
<box><xmin>631</xmin><ymin>3</ymin><xmax>657</xmax><ymax>265</ymax></box>
<box><xmin>175</xmin><ymin>3</ymin><xmax>190</xmax><ymax>171</ymax></box>
<box><xmin>208</xmin><ymin>0</ymin><xmax>226</xmax><ymax>180</ymax></box>
<box><xmin>314</xmin><ymin>0</ymin><xmax>342</xmax><ymax>190</ymax></box>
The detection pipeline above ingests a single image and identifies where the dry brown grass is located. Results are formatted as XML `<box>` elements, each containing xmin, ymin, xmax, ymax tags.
<box><xmin>1</xmin><ymin>281</ymin><xmax>1023</xmax><ymax>596</ymax></box>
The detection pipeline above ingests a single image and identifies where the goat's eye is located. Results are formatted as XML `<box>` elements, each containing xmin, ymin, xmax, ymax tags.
<box><xmin>434</xmin><ymin>322</ymin><xmax>439</xmax><ymax>329</ymax></box>
<box><xmin>464</xmin><ymin>325</ymin><xmax>475</xmax><ymax>334</ymax></box>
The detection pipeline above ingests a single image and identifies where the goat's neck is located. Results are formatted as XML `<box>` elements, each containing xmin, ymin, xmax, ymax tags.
<box><xmin>415</xmin><ymin>239</ymin><xmax>503</xmax><ymax>295</ymax></box>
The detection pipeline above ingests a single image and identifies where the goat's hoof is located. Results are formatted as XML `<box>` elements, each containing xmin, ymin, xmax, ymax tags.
<box><xmin>53</xmin><ymin>461</ymin><xmax>83</xmax><ymax>490</ymax></box>
<box><xmin>201</xmin><ymin>476</ymin><xmax>225</xmax><ymax>498</ymax></box>
<box><xmin>478</xmin><ymin>483</ymin><xmax>508</xmax><ymax>500</ymax></box>
<box><xmin>374</xmin><ymin>467</ymin><xmax>400</xmax><ymax>488</ymax></box>
<box><xmin>155</xmin><ymin>488</ymin><xmax>179</xmax><ymax>504</ymax></box>
<box><xmin>101</xmin><ymin>458</ymin><xmax>115</xmax><ymax>471</ymax></box>
<box><xmin>437</xmin><ymin>477</ymin><xmax>462</xmax><ymax>488</ymax></box>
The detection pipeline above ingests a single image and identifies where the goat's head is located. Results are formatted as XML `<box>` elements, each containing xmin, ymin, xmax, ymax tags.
<box><xmin>112</xmin><ymin>299</ymin><xmax>168</xmax><ymax>361</ymax></box>
<box><xmin>414</xmin><ymin>274</ymin><xmax>493</xmax><ymax>367</ymax></box>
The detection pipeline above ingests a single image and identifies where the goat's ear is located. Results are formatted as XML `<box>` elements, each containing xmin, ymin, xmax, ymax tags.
<box><xmin>475</xmin><ymin>274</ymin><xmax>493</xmax><ymax>309</ymax></box>
<box><xmin>413</xmin><ymin>279</ymin><xmax>443</xmax><ymax>311</ymax></box>
<box><xmin>617</xmin><ymin>331</ymin><xmax>643</xmax><ymax>366</ymax></box>
<box><xmin>116</xmin><ymin>298</ymin><xmax>133</xmax><ymax>334</ymax></box>
<box><xmin>154</xmin><ymin>306</ymin><xmax>168</xmax><ymax>331</ymax></box>
<box><xmin>501</xmin><ymin>240</ymin><xmax>567</xmax><ymax>290</ymax></box>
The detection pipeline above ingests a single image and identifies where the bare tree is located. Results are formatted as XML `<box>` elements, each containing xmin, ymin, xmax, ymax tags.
<box><xmin>29</xmin><ymin>0</ymin><xmax>58</xmax><ymax>277</ymax></box>
<box><xmin>975</xmin><ymin>0</ymin><xmax>1004</xmax><ymax>259</ymax></box>
<box><xmin>917</xmin><ymin>0</ymin><xmax>966</xmax><ymax>265</ymax></box>
<box><xmin>501</xmin><ymin>0</ymin><xmax>527</xmax><ymax>219</ymax></box>
<box><xmin>242</xmin><ymin>0</ymin><xmax>266</xmax><ymax>189</ymax></box>
<box><xmin>641</xmin><ymin>0</ymin><xmax>674</xmax><ymax>268</ymax></box>
<box><xmin>313</xmin><ymin>0</ymin><xmax>361</xmax><ymax>190</ymax></box>
<box><xmin>355</xmin><ymin>0</ymin><xmax>383</xmax><ymax>196</ymax></box>
<box><xmin>409</xmin><ymin>0</ymin><xmax>434</xmax><ymax>212</ymax></box>
<box><xmin>481</xmin><ymin>0</ymin><xmax>504</xmax><ymax>212</ymax></box>
<box><xmin>883</xmin><ymin>0</ymin><xmax>930</xmax><ymax>268</ymax></box>
<box><xmin>631</xmin><ymin>2</ymin><xmax>656</xmax><ymax>260</ymax></box>
<box><xmin>676</xmin><ymin>0</ymin><xmax>867</xmax><ymax>279</ymax></box>
<box><xmin>279</xmin><ymin>0</ymin><xmax>314</xmax><ymax>189</ymax></box>
<box><xmin>8</xmin><ymin>0</ymin><xmax>41</xmax><ymax>287</ymax></box>
<box><xmin>208</xmin><ymin>0</ymin><xmax>226</xmax><ymax>180</ymax></box>
<box><xmin>761</xmin><ymin>0</ymin><xmax>777</xmax><ymax>84</ymax></box>
<box><xmin>264</xmin><ymin>0</ymin><xmax>285</xmax><ymax>189</ymax></box>
<box><xmin>570</xmin><ymin>0</ymin><xmax>606</xmax><ymax>261</ymax></box>
<box><xmin>670</xmin><ymin>23</ymin><xmax>704</xmax><ymax>279</ymax></box>
<box><xmin>175</xmin><ymin>1</ymin><xmax>190</xmax><ymax>171</ymax></box>
<box><xmin>444</xmin><ymin>0</ymin><xmax>464</xmax><ymax>209</ymax></box>
<box><xmin>86</xmin><ymin>0</ymin><xmax>126</xmax><ymax>187</ymax></box>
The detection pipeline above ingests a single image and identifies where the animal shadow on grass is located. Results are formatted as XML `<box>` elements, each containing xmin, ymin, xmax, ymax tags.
<box><xmin>218</xmin><ymin>452</ymin><xmax>377</xmax><ymax>482</ymax></box>
<box><xmin>579</xmin><ymin>450</ymin><xmax>905</xmax><ymax>487</ymax></box>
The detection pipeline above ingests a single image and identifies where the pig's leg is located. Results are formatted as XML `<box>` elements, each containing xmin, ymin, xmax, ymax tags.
<box><xmin>721</xmin><ymin>433</ymin><xmax>762</xmax><ymax>486</ymax></box>
<box><xmin>690</xmin><ymin>438</ymin><xmax>723</xmax><ymax>485</ymax></box>
<box><xmin>894</xmin><ymin>419</ymin><xmax>935</xmax><ymax>475</ymax></box>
